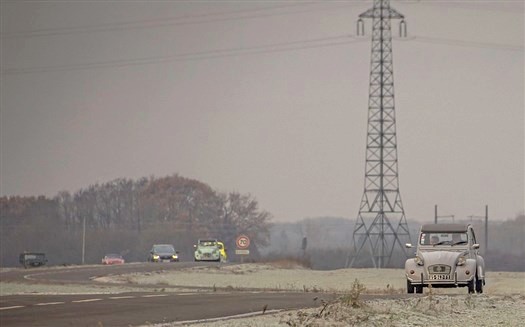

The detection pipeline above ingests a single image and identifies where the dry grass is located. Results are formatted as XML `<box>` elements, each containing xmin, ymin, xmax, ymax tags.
<box><xmin>262</xmin><ymin>257</ymin><xmax>311</xmax><ymax>269</ymax></box>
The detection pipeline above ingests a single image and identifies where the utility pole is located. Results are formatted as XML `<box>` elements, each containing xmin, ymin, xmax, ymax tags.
<box><xmin>435</xmin><ymin>204</ymin><xmax>455</xmax><ymax>223</ymax></box>
<box><xmin>348</xmin><ymin>0</ymin><xmax>411</xmax><ymax>268</ymax></box>
<box><xmin>82</xmin><ymin>215</ymin><xmax>86</xmax><ymax>265</ymax></box>
<box><xmin>485</xmin><ymin>205</ymin><xmax>488</xmax><ymax>252</ymax></box>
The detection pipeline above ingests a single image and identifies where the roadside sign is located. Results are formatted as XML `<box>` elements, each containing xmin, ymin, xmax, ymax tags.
<box><xmin>236</xmin><ymin>235</ymin><xmax>250</xmax><ymax>249</ymax></box>
<box><xmin>235</xmin><ymin>249</ymin><xmax>250</xmax><ymax>255</ymax></box>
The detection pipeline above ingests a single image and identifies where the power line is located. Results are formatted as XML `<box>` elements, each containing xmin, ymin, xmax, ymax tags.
<box><xmin>407</xmin><ymin>35</ymin><xmax>523</xmax><ymax>51</ymax></box>
<box><xmin>2</xmin><ymin>32</ymin><xmax>521</xmax><ymax>75</ymax></box>
<box><xmin>1</xmin><ymin>34</ymin><xmax>364</xmax><ymax>75</ymax></box>
<box><xmin>2</xmin><ymin>1</ymin><xmax>520</xmax><ymax>39</ymax></box>
<box><xmin>1</xmin><ymin>1</ymin><xmax>520</xmax><ymax>41</ymax></box>
<box><xmin>1</xmin><ymin>2</ymin><xmax>362</xmax><ymax>39</ymax></box>
<box><xmin>405</xmin><ymin>0</ymin><xmax>524</xmax><ymax>14</ymax></box>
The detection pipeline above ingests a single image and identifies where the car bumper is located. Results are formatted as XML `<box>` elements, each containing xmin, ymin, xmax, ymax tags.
<box><xmin>194</xmin><ymin>254</ymin><xmax>220</xmax><ymax>261</ymax></box>
<box><xmin>195</xmin><ymin>257</ymin><xmax>220</xmax><ymax>261</ymax></box>
<box><xmin>406</xmin><ymin>271</ymin><xmax>475</xmax><ymax>287</ymax></box>
<box><xmin>152</xmin><ymin>258</ymin><xmax>178</xmax><ymax>262</ymax></box>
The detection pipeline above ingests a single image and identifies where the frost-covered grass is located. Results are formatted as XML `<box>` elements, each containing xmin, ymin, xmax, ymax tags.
<box><xmin>3</xmin><ymin>263</ymin><xmax>524</xmax><ymax>296</ymax></box>
<box><xmin>170</xmin><ymin>294</ymin><xmax>525</xmax><ymax>327</ymax></box>
<box><xmin>3</xmin><ymin>262</ymin><xmax>525</xmax><ymax>326</ymax></box>
<box><xmin>141</xmin><ymin>273</ymin><xmax>525</xmax><ymax>327</ymax></box>
<box><xmin>99</xmin><ymin>264</ymin><xmax>525</xmax><ymax>295</ymax></box>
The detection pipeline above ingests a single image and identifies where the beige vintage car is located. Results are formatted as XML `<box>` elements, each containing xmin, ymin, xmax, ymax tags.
<box><xmin>405</xmin><ymin>223</ymin><xmax>485</xmax><ymax>294</ymax></box>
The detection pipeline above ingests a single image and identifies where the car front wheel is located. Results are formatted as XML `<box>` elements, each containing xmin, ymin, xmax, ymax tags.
<box><xmin>475</xmin><ymin>277</ymin><xmax>483</xmax><ymax>293</ymax></box>
<box><xmin>468</xmin><ymin>279</ymin><xmax>475</xmax><ymax>293</ymax></box>
<box><xmin>406</xmin><ymin>280</ymin><xmax>414</xmax><ymax>293</ymax></box>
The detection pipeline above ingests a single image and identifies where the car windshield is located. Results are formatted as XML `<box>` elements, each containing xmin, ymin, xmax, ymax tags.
<box><xmin>419</xmin><ymin>232</ymin><xmax>468</xmax><ymax>246</ymax></box>
<box><xmin>199</xmin><ymin>240</ymin><xmax>217</xmax><ymax>247</ymax></box>
<box><xmin>106</xmin><ymin>254</ymin><xmax>122</xmax><ymax>258</ymax></box>
<box><xmin>154</xmin><ymin>245</ymin><xmax>175</xmax><ymax>252</ymax></box>
<box><xmin>23</xmin><ymin>253</ymin><xmax>45</xmax><ymax>259</ymax></box>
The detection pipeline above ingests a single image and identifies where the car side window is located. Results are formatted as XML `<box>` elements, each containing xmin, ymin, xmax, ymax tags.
<box><xmin>420</xmin><ymin>233</ymin><xmax>428</xmax><ymax>245</ymax></box>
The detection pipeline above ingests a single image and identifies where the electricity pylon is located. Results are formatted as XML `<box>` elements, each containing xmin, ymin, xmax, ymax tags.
<box><xmin>348</xmin><ymin>0</ymin><xmax>411</xmax><ymax>268</ymax></box>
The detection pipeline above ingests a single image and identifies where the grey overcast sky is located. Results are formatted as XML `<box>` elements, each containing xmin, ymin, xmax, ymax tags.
<box><xmin>1</xmin><ymin>1</ymin><xmax>523</xmax><ymax>223</ymax></box>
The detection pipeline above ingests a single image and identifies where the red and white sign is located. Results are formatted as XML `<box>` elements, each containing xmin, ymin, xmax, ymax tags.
<box><xmin>236</xmin><ymin>235</ymin><xmax>250</xmax><ymax>249</ymax></box>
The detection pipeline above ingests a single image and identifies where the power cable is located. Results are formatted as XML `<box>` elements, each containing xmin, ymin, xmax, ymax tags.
<box><xmin>1</xmin><ymin>2</ymin><xmax>362</xmax><ymax>39</ymax></box>
<box><xmin>1</xmin><ymin>34</ymin><xmax>521</xmax><ymax>75</ymax></box>
<box><xmin>407</xmin><ymin>35</ymin><xmax>523</xmax><ymax>52</ymax></box>
<box><xmin>2</xmin><ymin>1</ymin><xmax>520</xmax><ymax>39</ymax></box>
<box><xmin>403</xmin><ymin>0</ymin><xmax>524</xmax><ymax>14</ymax></box>
<box><xmin>1</xmin><ymin>34</ymin><xmax>363</xmax><ymax>75</ymax></box>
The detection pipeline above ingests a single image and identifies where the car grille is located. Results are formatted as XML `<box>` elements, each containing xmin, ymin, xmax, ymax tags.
<box><xmin>428</xmin><ymin>264</ymin><xmax>451</xmax><ymax>280</ymax></box>
<box><xmin>159</xmin><ymin>255</ymin><xmax>172</xmax><ymax>260</ymax></box>
<box><xmin>428</xmin><ymin>264</ymin><xmax>451</xmax><ymax>274</ymax></box>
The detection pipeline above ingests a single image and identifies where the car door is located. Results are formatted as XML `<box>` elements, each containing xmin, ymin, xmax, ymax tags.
<box><xmin>468</xmin><ymin>227</ymin><xmax>478</xmax><ymax>259</ymax></box>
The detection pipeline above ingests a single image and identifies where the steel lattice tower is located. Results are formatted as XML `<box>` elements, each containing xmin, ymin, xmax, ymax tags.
<box><xmin>348</xmin><ymin>0</ymin><xmax>411</xmax><ymax>268</ymax></box>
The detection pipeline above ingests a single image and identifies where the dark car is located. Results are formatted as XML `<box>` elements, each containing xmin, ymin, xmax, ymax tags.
<box><xmin>148</xmin><ymin>244</ymin><xmax>179</xmax><ymax>262</ymax></box>
<box><xmin>19</xmin><ymin>252</ymin><xmax>47</xmax><ymax>268</ymax></box>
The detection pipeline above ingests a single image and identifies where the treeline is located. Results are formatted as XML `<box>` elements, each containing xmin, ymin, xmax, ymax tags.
<box><xmin>2</xmin><ymin>175</ymin><xmax>524</xmax><ymax>272</ymax></box>
<box><xmin>0</xmin><ymin>174</ymin><xmax>272</xmax><ymax>267</ymax></box>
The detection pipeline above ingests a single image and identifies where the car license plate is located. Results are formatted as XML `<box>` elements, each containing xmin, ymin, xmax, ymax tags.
<box><xmin>162</xmin><ymin>259</ymin><xmax>170</xmax><ymax>262</ymax></box>
<box><xmin>429</xmin><ymin>274</ymin><xmax>450</xmax><ymax>280</ymax></box>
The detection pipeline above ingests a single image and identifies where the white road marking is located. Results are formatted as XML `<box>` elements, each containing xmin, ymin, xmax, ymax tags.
<box><xmin>171</xmin><ymin>310</ymin><xmax>282</xmax><ymax>325</ymax></box>
<box><xmin>72</xmin><ymin>298</ymin><xmax>102</xmax><ymax>303</ymax></box>
<box><xmin>109</xmin><ymin>296</ymin><xmax>135</xmax><ymax>300</ymax></box>
<box><xmin>0</xmin><ymin>306</ymin><xmax>25</xmax><ymax>311</ymax></box>
<box><xmin>141</xmin><ymin>294</ymin><xmax>168</xmax><ymax>298</ymax></box>
<box><xmin>36</xmin><ymin>302</ymin><xmax>65</xmax><ymax>306</ymax></box>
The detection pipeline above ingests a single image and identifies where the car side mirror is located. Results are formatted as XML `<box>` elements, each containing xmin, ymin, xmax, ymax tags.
<box><xmin>473</xmin><ymin>244</ymin><xmax>480</xmax><ymax>249</ymax></box>
<box><xmin>405</xmin><ymin>243</ymin><xmax>413</xmax><ymax>248</ymax></box>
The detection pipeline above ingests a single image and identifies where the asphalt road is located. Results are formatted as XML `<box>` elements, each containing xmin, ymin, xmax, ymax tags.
<box><xmin>1</xmin><ymin>263</ymin><xmax>334</xmax><ymax>326</ymax></box>
<box><xmin>1</xmin><ymin>291</ymin><xmax>328</xmax><ymax>327</ymax></box>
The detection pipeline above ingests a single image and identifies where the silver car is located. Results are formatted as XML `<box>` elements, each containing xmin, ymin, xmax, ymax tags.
<box><xmin>405</xmin><ymin>223</ymin><xmax>485</xmax><ymax>294</ymax></box>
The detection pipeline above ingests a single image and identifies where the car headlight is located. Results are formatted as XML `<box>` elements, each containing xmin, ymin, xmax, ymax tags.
<box><xmin>414</xmin><ymin>256</ymin><xmax>424</xmax><ymax>266</ymax></box>
<box><xmin>172</xmin><ymin>254</ymin><xmax>178</xmax><ymax>259</ymax></box>
<box><xmin>153</xmin><ymin>255</ymin><xmax>159</xmax><ymax>259</ymax></box>
<box><xmin>457</xmin><ymin>256</ymin><xmax>466</xmax><ymax>266</ymax></box>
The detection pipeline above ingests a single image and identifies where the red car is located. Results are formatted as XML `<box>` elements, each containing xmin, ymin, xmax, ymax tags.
<box><xmin>101</xmin><ymin>254</ymin><xmax>125</xmax><ymax>265</ymax></box>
